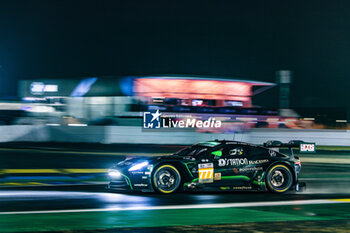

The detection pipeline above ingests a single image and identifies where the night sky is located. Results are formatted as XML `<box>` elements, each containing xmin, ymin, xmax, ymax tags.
<box><xmin>0</xmin><ymin>1</ymin><xmax>349</xmax><ymax>109</ymax></box>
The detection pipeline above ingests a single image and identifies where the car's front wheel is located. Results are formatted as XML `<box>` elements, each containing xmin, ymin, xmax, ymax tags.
<box><xmin>152</xmin><ymin>165</ymin><xmax>181</xmax><ymax>194</ymax></box>
<box><xmin>266</xmin><ymin>164</ymin><xmax>293</xmax><ymax>193</ymax></box>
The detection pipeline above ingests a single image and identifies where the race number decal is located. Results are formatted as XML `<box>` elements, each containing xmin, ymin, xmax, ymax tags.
<box><xmin>198</xmin><ymin>163</ymin><xmax>214</xmax><ymax>183</ymax></box>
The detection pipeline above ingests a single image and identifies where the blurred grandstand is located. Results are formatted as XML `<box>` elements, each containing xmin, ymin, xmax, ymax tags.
<box><xmin>0</xmin><ymin>75</ymin><xmax>345</xmax><ymax>131</ymax></box>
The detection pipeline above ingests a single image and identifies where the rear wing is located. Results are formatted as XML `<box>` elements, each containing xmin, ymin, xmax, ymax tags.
<box><xmin>263</xmin><ymin>140</ymin><xmax>316</xmax><ymax>158</ymax></box>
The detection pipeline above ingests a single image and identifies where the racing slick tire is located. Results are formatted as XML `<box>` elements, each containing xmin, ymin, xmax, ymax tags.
<box><xmin>266</xmin><ymin>164</ymin><xmax>293</xmax><ymax>193</ymax></box>
<box><xmin>152</xmin><ymin>164</ymin><xmax>181</xmax><ymax>194</ymax></box>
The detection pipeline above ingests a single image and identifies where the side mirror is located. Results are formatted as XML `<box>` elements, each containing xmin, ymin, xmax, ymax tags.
<box><xmin>211</xmin><ymin>150</ymin><xmax>222</xmax><ymax>158</ymax></box>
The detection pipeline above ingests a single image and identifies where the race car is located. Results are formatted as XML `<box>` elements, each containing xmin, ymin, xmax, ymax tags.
<box><xmin>108</xmin><ymin>140</ymin><xmax>312</xmax><ymax>194</ymax></box>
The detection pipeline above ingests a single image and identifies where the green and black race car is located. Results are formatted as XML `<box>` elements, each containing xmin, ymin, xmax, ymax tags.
<box><xmin>108</xmin><ymin>140</ymin><xmax>313</xmax><ymax>194</ymax></box>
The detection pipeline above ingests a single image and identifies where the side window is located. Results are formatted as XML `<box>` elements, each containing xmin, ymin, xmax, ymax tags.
<box><xmin>248</xmin><ymin>146</ymin><xmax>268</xmax><ymax>158</ymax></box>
<box><xmin>208</xmin><ymin>145</ymin><xmax>224</xmax><ymax>158</ymax></box>
<box><xmin>222</xmin><ymin>145</ymin><xmax>245</xmax><ymax>157</ymax></box>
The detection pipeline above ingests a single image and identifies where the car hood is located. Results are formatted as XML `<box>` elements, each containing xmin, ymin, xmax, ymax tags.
<box><xmin>114</xmin><ymin>154</ymin><xmax>192</xmax><ymax>169</ymax></box>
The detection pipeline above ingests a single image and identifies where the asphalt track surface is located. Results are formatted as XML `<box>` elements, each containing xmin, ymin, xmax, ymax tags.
<box><xmin>2</xmin><ymin>143</ymin><xmax>350</xmax><ymax>232</ymax></box>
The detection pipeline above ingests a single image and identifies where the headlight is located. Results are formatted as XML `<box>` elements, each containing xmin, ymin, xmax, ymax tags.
<box><xmin>128</xmin><ymin>161</ymin><xmax>149</xmax><ymax>171</ymax></box>
<box><xmin>108</xmin><ymin>169</ymin><xmax>121</xmax><ymax>178</ymax></box>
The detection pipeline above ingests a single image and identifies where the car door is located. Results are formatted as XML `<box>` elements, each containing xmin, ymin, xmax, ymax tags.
<box><xmin>212</xmin><ymin>144</ymin><xmax>250</xmax><ymax>188</ymax></box>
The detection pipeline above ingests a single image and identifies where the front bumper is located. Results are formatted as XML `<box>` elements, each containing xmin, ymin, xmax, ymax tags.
<box><xmin>108</xmin><ymin>175</ymin><xmax>133</xmax><ymax>191</ymax></box>
<box><xmin>107</xmin><ymin>169</ymin><xmax>154</xmax><ymax>192</ymax></box>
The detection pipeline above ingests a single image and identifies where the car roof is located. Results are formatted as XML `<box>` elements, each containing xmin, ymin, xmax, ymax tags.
<box><xmin>198</xmin><ymin>140</ymin><xmax>253</xmax><ymax>147</ymax></box>
<box><xmin>215</xmin><ymin>140</ymin><xmax>252</xmax><ymax>145</ymax></box>
<box><xmin>205</xmin><ymin>140</ymin><xmax>272</xmax><ymax>150</ymax></box>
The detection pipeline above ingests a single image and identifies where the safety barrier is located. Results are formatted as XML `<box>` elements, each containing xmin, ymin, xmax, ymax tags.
<box><xmin>0</xmin><ymin>126</ymin><xmax>349</xmax><ymax>146</ymax></box>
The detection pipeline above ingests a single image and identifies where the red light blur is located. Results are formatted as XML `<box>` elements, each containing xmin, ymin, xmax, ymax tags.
<box><xmin>134</xmin><ymin>78</ymin><xmax>253</xmax><ymax>106</ymax></box>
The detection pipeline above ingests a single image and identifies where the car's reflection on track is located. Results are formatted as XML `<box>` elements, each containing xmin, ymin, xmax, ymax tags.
<box><xmin>2</xmin><ymin>180</ymin><xmax>350</xmax><ymax>213</ymax></box>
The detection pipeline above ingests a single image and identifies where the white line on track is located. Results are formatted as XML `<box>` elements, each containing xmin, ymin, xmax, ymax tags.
<box><xmin>0</xmin><ymin>199</ymin><xmax>348</xmax><ymax>215</ymax></box>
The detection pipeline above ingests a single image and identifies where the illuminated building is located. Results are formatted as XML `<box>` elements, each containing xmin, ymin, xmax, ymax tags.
<box><xmin>18</xmin><ymin>75</ymin><xmax>276</xmax><ymax>123</ymax></box>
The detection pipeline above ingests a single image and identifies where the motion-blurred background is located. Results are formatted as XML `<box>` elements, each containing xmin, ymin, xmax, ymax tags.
<box><xmin>0</xmin><ymin>1</ymin><xmax>349</xmax><ymax>145</ymax></box>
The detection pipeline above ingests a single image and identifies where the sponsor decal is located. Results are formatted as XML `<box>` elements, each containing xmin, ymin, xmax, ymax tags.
<box><xmin>233</xmin><ymin>186</ymin><xmax>252</xmax><ymax>190</ymax></box>
<box><xmin>269</xmin><ymin>150</ymin><xmax>276</xmax><ymax>157</ymax></box>
<box><xmin>214</xmin><ymin>172</ymin><xmax>221</xmax><ymax>180</ymax></box>
<box><xmin>248</xmin><ymin>159</ymin><xmax>269</xmax><ymax>165</ymax></box>
<box><xmin>199</xmin><ymin>163</ymin><xmax>213</xmax><ymax>169</ymax></box>
<box><xmin>239</xmin><ymin>167</ymin><xmax>263</xmax><ymax>172</ymax></box>
<box><xmin>300</xmin><ymin>143</ymin><xmax>316</xmax><ymax>153</ymax></box>
<box><xmin>198</xmin><ymin>163</ymin><xmax>214</xmax><ymax>183</ymax></box>
<box><xmin>229</xmin><ymin>148</ymin><xmax>244</xmax><ymax>156</ymax></box>
<box><xmin>130</xmin><ymin>171</ymin><xmax>144</xmax><ymax>175</ymax></box>
<box><xmin>134</xmin><ymin>183</ymin><xmax>148</xmax><ymax>187</ymax></box>
<box><xmin>218</xmin><ymin>158</ymin><xmax>249</xmax><ymax>167</ymax></box>
<box><xmin>233</xmin><ymin>168</ymin><xmax>239</xmax><ymax>174</ymax></box>
<box><xmin>143</xmin><ymin>110</ymin><xmax>222</xmax><ymax>129</ymax></box>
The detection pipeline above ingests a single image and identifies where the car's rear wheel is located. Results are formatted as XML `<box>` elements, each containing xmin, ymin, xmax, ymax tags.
<box><xmin>153</xmin><ymin>165</ymin><xmax>181</xmax><ymax>194</ymax></box>
<box><xmin>266</xmin><ymin>164</ymin><xmax>293</xmax><ymax>193</ymax></box>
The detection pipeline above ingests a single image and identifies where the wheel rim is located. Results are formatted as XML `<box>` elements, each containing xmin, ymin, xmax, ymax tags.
<box><xmin>154</xmin><ymin>167</ymin><xmax>180</xmax><ymax>192</ymax></box>
<box><xmin>268</xmin><ymin>166</ymin><xmax>292</xmax><ymax>192</ymax></box>
<box><xmin>271</xmin><ymin>170</ymin><xmax>284</xmax><ymax>187</ymax></box>
<box><xmin>158</xmin><ymin>170</ymin><xmax>175</xmax><ymax>188</ymax></box>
